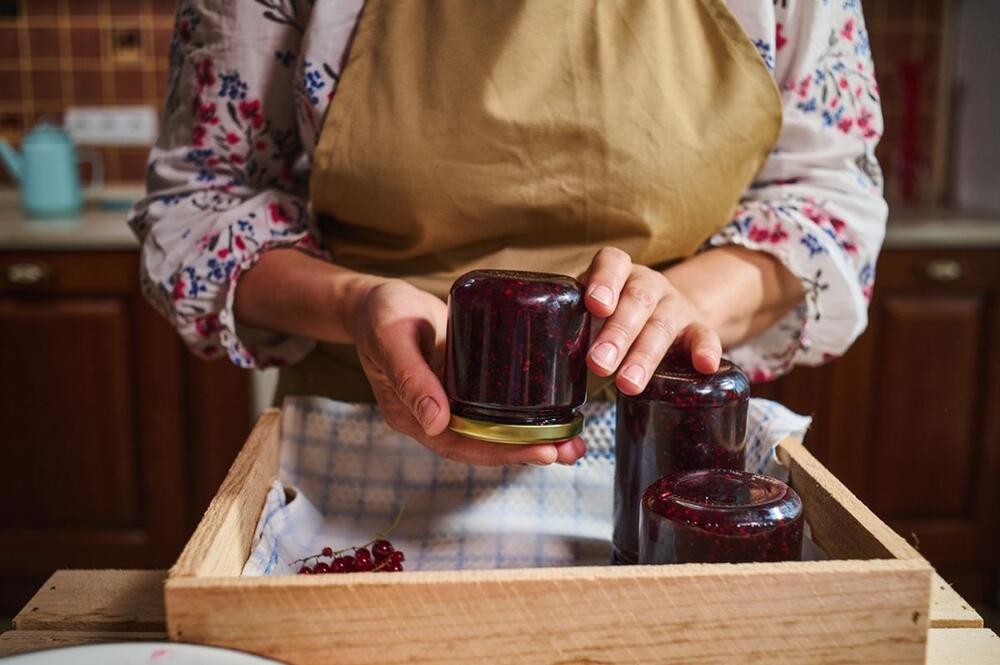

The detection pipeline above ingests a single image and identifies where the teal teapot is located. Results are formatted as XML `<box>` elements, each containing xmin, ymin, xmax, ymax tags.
<box><xmin>0</xmin><ymin>121</ymin><xmax>101</xmax><ymax>219</ymax></box>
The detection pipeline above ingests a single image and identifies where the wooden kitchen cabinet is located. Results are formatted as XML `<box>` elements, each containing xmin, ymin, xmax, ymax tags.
<box><xmin>0</xmin><ymin>251</ymin><xmax>251</xmax><ymax>615</ymax></box>
<box><xmin>756</xmin><ymin>248</ymin><xmax>1000</xmax><ymax>603</ymax></box>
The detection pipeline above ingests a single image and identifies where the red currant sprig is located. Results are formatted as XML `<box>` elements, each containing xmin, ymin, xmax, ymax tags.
<box><xmin>293</xmin><ymin>506</ymin><xmax>406</xmax><ymax>575</ymax></box>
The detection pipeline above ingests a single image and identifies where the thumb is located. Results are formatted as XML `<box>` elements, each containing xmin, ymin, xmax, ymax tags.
<box><xmin>375</xmin><ymin>320</ymin><xmax>452</xmax><ymax>436</ymax></box>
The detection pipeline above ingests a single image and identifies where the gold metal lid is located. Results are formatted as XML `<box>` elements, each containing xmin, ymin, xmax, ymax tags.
<box><xmin>448</xmin><ymin>413</ymin><xmax>584</xmax><ymax>444</ymax></box>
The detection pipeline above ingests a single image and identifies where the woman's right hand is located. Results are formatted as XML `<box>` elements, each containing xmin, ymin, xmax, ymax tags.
<box><xmin>348</xmin><ymin>279</ymin><xmax>586</xmax><ymax>467</ymax></box>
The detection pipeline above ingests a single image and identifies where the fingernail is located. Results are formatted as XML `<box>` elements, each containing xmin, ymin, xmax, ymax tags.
<box><xmin>622</xmin><ymin>364</ymin><xmax>645</xmax><ymax>387</ymax></box>
<box><xmin>589</xmin><ymin>285</ymin><xmax>614</xmax><ymax>307</ymax></box>
<box><xmin>592</xmin><ymin>342</ymin><xmax>618</xmax><ymax>368</ymax></box>
<box><xmin>530</xmin><ymin>460</ymin><xmax>549</xmax><ymax>466</ymax></box>
<box><xmin>558</xmin><ymin>461</ymin><xmax>576</xmax><ymax>466</ymax></box>
<box><xmin>417</xmin><ymin>396</ymin><xmax>440</xmax><ymax>430</ymax></box>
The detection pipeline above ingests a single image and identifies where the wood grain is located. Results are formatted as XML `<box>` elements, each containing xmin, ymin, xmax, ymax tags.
<box><xmin>930</xmin><ymin>573</ymin><xmax>984</xmax><ymax>628</ymax></box>
<box><xmin>12</xmin><ymin>570</ymin><xmax>167</xmax><ymax>633</ymax></box>
<box><xmin>170</xmin><ymin>410</ymin><xmax>281</xmax><ymax>579</ymax></box>
<box><xmin>167</xmin><ymin>560</ymin><xmax>931</xmax><ymax>665</ymax></box>
<box><xmin>926</xmin><ymin>628</ymin><xmax>1000</xmax><ymax>665</ymax></box>
<box><xmin>776</xmin><ymin>438</ymin><xmax>920</xmax><ymax>561</ymax></box>
<box><xmin>0</xmin><ymin>630</ymin><xmax>167</xmax><ymax>657</ymax></box>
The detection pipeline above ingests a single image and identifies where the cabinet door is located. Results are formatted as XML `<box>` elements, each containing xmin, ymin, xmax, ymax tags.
<box><xmin>760</xmin><ymin>249</ymin><xmax>1000</xmax><ymax>600</ymax></box>
<box><xmin>0</xmin><ymin>251</ymin><xmax>251</xmax><ymax>614</ymax></box>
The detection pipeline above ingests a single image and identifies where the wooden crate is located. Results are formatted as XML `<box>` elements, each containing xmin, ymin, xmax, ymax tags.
<box><xmin>165</xmin><ymin>410</ymin><xmax>934</xmax><ymax>664</ymax></box>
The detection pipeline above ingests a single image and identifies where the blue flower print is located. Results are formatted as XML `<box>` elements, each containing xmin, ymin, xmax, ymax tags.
<box><xmin>219</xmin><ymin>71</ymin><xmax>249</xmax><ymax>100</ymax></box>
<box><xmin>800</xmin><ymin>233</ymin><xmax>826</xmax><ymax>257</ymax></box>
<box><xmin>302</xmin><ymin>61</ymin><xmax>325</xmax><ymax>105</ymax></box>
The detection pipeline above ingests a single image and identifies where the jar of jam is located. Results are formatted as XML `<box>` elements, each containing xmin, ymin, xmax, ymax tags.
<box><xmin>445</xmin><ymin>269</ymin><xmax>591</xmax><ymax>443</ymax></box>
<box><xmin>639</xmin><ymin>469</ymin><xmax>804</xmax><ymax>564</ymax></box>
<box><xmin>613</xmin><ymin>352</ymin><xmax>749</xmax><ymax>564</ymax></box>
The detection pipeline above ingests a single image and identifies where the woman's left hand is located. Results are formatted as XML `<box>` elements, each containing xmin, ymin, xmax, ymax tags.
<box><xmin>581</xmin><ymin>247</ymin><xmax>722</xmax><ymax>394</ymax></box>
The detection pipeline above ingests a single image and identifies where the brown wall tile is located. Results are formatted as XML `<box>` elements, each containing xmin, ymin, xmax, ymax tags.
<box><xmin>70</xmin><ymin>27</ymin><xmax>103</xmax><ymax>58</ymax></box>
<box><xmin>27</xmin><ymin>27</ymin><xmax>62</xmax><ymax>58</ymax></box>
<box><xmin>23</xmin><ymin>0</ymin><xmax>65</xmax><ymax>16</ymax></box>
<box><xmin>69</xmin><ymin>69</ymin><xmax>106</xmax><ymax>104</ymax></box>
<box><xmin>0</xmin><ymin>71</ymin><xmax>21</xmax><ymax>101</ymax></box>
<box><xmin>112</xmin><ymin>69</ymin><xmax>147</xmax><ymax>103</ymax></box>
<box><xmin>0</xmin><ymin>27</ymin><xmax>20</xmax><ymax>60</ymax></box>
<box><xmin>66</xmin><ymin>2</ymin><xmax>102</xmax><ymax>17</ymax></box>
<box><xmin>29</xmin><ymin>69</ymin><xmax>64</xmax><ymax>101</ymax></box>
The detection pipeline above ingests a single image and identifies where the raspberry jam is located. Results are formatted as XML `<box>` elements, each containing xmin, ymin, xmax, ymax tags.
<box><xmin>613</xmin><ymin>353</ymin><xmax>749</xmax><ymax>563</ymax></box>
<box><xmin>445</xmin><ymin>269</ymin><xmax>591</xmax><ymax>443</ymax></box>
<box><xmin>639</xmin><ymin>469</ymin><xmax>803</xmax><ymax>564</ymax></box>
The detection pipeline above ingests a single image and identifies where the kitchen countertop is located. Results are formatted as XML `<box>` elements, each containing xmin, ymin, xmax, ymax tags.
<box><xmin>2</xmin><ymin>187</ymin><xmax>999</xmax><ymax>251</ymax></box>
<box><xmin>0</xmin><ymin>188</ymin><xmax>139</xmax><ymax>250</ymax></box>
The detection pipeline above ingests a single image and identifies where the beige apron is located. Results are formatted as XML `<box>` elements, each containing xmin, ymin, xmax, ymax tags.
<box><xmin>278</xmin><ymin>0</ymin><xmax>781</xmax><ymax>402</ymax></box>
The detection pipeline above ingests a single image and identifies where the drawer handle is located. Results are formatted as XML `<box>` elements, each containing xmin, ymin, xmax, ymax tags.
<box><xmin>6</xmin><ymin>262</ymin><xmax>53</xmax><ymax>286</ymax></box>
<box><xmin>924</xmin><ymin>258</ymin><xmax>963</xmax><ymax>282</ymax></box>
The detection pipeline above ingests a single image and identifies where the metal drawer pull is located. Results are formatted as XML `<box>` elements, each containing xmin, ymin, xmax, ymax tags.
<box><xmin>924</xmin><ymin>258</ymin><xmax>963</xmax><ymax>282</ymax></box>
<box><xmin>6</xmin><ymin>262</ymin><xmax>53</xmax><ymax>285</ymax></box>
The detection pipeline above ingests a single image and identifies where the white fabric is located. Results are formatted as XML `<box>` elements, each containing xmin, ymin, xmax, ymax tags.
<box><xmin>243</xmin><ymin>397</ymin><xmax>811</xmax><ymax>576</ymax></box>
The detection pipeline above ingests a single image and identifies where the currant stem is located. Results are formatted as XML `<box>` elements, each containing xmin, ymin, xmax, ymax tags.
<box><xmin>288</xmin><ymin>504</ymin><xmax>406</xmax><ymax>566</ymax></box>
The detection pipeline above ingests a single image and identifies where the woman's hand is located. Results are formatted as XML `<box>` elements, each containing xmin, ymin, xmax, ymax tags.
<box><xmin>581</xmin><ymin>248</ymin><xmax>723</xmax><ymax>394</ymax></box>
<box><xmin>348</xmin><ymin>280</ymin><xmax>586</xmax><ymax>466</ymax></box>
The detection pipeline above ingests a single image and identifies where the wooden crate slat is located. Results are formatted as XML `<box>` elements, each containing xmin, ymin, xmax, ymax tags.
<box><xmin>776</xmin><ymin>438</ymin><xmax>922</xmax><ymax>560</ymax></box>
<box><xmin>0</xmin><ymin>630</ymin><xmax>167</xmax><ymax>657</ymax></box>
<box><xmin>170</xmin><ymin>409</ymin><xmax>281</xmax><ymax>579</ymax></box>
<box><xmin>12</xmin><ymin>570</ymin><xmax>167</xmax><ymax>633</ymax></box>
<box><xmin>926</xmin><ymin>628</ymin><xmax>1000</xmax><ymax>665</ymax></box>
<box><xmin>930</xmin><ymin>573</ymin><xmax>985</xmax><ymax>628</ymax></box>
<box><xmin>166</xmin><ymin>559</ymin><xmax>931</xmax><ymax>665</ymax></box>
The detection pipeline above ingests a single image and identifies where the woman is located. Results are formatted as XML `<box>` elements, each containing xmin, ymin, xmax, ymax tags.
<box><xmin>130</xmin><ymin>0</ymin><xmax>886</xmax><ymax>468</ymax></box>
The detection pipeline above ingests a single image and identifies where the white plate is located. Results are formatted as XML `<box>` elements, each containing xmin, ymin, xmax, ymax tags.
<box><xmin>0</xmin><ymin>642</ymin><xmax>281</xmax><ymax>664</ymax></box>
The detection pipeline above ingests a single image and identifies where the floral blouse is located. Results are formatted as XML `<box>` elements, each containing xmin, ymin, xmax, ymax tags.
<box><xmin>128</xmin><ymin>0</ymin><xmax>887</xmax><ymax>382</ymax></box>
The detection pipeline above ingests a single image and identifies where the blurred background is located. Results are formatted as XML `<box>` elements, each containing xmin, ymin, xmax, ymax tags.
<box><xmin>0</xmin><ymin>0</ymin><xmax>997</xmax><ymax>628</ymax></box>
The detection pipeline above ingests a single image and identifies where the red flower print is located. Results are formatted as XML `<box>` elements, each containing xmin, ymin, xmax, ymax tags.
<box><xmin>770</xmin><ymin>226</ymin><xmax>788</xmax><ymax>243</ymax></box>
<box><xmin>192</xmin><ymin>125</ymin><xmax>206</xmax><ymax>147</ymax></box>
<box><xmin>797</xmin><ymin>75</ymin><xmax>811</xmax><ymax>99</ymax></box>
<box><xmin>748</xmin><ymin>225</ymin><xmax>770</xmax><ymax>243</ymax></box>
<box><xmin>179</xmin><ymin>19</ymin><xmax>192</xmax><ymax>42</ymax></box>
<box><xmin>198</xmin><ymin>102</ymin><xmax>217</xmax><ymax>123</ymax></box>
<box><xmin>776</xmin><ymin>23</ymin><xmax>787</xmax><ymax>51</ymax></box>
<box><xmin>226</xmin><ymin>132</ymin><xmax>240</xmax><ymax>145</ymax></box>
<box><xmin>195</xmin><ymin>314</ymin><xmax>222</xmax><ymax>338</ymax></box>
<box><xmin>841</xmin><ymin>18</ymin><xmax>855</xmax><ymax>41</ymax></box>
<box><xmin>269</xmin><ymin>202</ymin><xmax>292</xmax><ymax>223</ymax></box>
<box><xmin>858</xmin><ymin>109</ymin><xmax>872</xmax><ymax>128</ymax></box>
<box><xmin>207</xmin><ymin>157</ymin><xmax>220</xmax><ymax>167</ymax></box>
<box><xmin>230</xmin><ymin>154</ymin><xmax>244</xmax><ymax>165</ymax></box>
<box><xmin>218</xmin><ymin>248</ymin><xmax>230</xmax><ymax>259</ymax></box>
<box><xmin>839</xmin><ymin>77</ymin><xmax>849</xmax><ymax>89</ymax></box>
<box><xmin>172</xmin><ymin>278</ymin><xmax>186</xmax><ymax>301</ymax></box>
<box><xmin>238</xmin><ymin>99</ymin><xmax>264</xmax><ymax>129</ymax></box>
<box><xmin>195</xmin><ymin>58</ymin><xmax>215</xmax><ymax>87</ymax></box>
<box><xmin>837</xmin><ymin>117</ymin><xmax>853</xmax><ymax>133</ymax></box>
<box><xmin>256</xmin><ymin>140</ymin><xmax>267</xmax><ymax>151</ymax></box>
<box><xmin>234</xmin><ymin>235</ymin><xmax>246</xmax><ymax>251</ymax></box>
<box><xmin>750</xmin><ymin>368</ymin><xmax>774</xmax><ymax>383</ymax></box>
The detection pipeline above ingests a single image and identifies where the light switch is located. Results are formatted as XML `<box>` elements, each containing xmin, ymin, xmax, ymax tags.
<box><xmin>64</xmin><ymin>105</ymin><xmax>159</xmax><ymax>146</ymax></box>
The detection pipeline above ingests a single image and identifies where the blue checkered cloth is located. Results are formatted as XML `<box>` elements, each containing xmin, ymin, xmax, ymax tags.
<box><xmin>242</xmin><ymin>397</ymin><xmax>810</xmax><ymax>576</ymax></box>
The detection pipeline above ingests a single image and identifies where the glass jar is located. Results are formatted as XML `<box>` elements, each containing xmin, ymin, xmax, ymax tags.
<box><xmin>639</xmin><ymin>469</ymin><xmax>804</xmax><ymax>564</ymax></box>
<box><xmin>613</xmin><ymin>352</ymin><xmax>749</xmax><ymax>563</ymax></box>
<box><xmin>445</xmin><ymin>269</ymin><xmax>591</xmax><ymax>443</ymax></box>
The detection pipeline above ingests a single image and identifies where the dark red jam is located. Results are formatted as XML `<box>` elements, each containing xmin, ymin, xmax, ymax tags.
<box><xmin>445</xmin><ymin>269</ymin><xmax>591</xmax><ymax>429</ymax></box>
<box><xmin>639</xmin><ymin>469</ymin><xmax>803</xmax><ymax>564</ymax></box>
<box><xmin>613</xmin><ymin>352</ymin><xmax>749</xmax><ymax>563</ymax></box>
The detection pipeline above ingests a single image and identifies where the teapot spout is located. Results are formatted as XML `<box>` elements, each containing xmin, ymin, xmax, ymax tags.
<box><xmin>0</xmin><ymin>139</ymin><xmax>22</xmax><ymax>182</ymax></box>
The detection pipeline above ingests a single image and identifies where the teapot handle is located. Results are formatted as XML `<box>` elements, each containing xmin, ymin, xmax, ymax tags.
<box><xmin>77</xmin><ymin>147</ymin><xmax>104</xmax><ymax>191</ymax></box>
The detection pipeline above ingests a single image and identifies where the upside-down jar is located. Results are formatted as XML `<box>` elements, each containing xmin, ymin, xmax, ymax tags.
<box><xmin>613</xmin><ymin>352</ymin><xmax>750</xmax><ymax>563</ymax></box>
<box><xmin>445</xmin><ymin>269</ymin><xmax>591</xmax><ymax>443</ymax></box>
<box><xmin>639</xmin><ymin>469</ymin><xmax>804</xmax><ymax>564</ymax></box>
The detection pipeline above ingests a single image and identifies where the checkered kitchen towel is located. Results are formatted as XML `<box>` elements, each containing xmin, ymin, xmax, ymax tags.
<box><xmin>242</xmin><ymin>397</ymin><xmax>811</xmax><ymax>576</ymax></box>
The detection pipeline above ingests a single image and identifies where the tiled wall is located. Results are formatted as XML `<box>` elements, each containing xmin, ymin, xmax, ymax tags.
<box><xmin>0</xmin><ymin>0</ymin><xmax>175</xmax><ymax>183</ymax></box>
<box><xmin>0</xmin><ymin>0</ymin><xmax>954</xmax><ymax>203</ymax></box>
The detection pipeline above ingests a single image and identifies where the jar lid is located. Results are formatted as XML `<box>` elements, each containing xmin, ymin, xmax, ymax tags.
<box><xmin>448</xmin><ymin>413</ymin><xmax>585</xmax><ymax>444</ymax></box>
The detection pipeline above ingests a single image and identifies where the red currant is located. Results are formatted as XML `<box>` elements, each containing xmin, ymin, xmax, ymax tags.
<box><xmin>321</xmin><ymin>547</ymin><xmax>333</xmax><ymax>558</ymax></box>
<box><xmin>389</xmin><ymin>550</ymin><xmax>405</xmax><ymax>564</ymax></box>
<box><xmin>314</xmin><ymin>562</ymin><xmax>331</xmax><ymax>574</ymax></box>
<box><xmin>334</xmin><ymin>555</ymin><xmax>355</xmax><ymax>572</ymax></box>
<box><xmin>355</xmin><ymin>547</ymin><xmax>372</xmax><ymax>563</ymax></box>
<box><xmin>372</xmin><ymin>539</ymin><xmax>394</xmax><ymax>559</ymax></box>
<box><xmin>353</xmin><ymin>557</ymin><xmax>374</xmax><ymax>572</ymax></box>
<box><xmin>386</xmin><ymin>562</ymin><xmax>403</xmax><ymax>572</ymax></box>
<box><xmin>330</xmin><ymin>558</ymin><xmax>348</xmax><ymax>573</ymax></box>
<box><xmin>298</xmin><ymin>566</ymin><xmax>313</xmax><ymax>575</ymax></box>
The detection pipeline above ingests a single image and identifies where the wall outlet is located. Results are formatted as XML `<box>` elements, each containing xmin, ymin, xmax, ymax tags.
<box><xmin>65</xmin><ymin>105</ymin><xmax>159</xmax><ymax>146</ymax></box>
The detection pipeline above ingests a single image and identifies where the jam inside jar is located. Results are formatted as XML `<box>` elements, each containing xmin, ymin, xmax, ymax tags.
<box><xmin>613</xmin><ymin>352</ymin><xmax>750</xmax><ymax>564</ymax></box>
<box><xmin>445</xmin><ymin>269</ymin><xmax>591</xmax><ymax>443</ymax></box>
<box><xmin>639</xmin><ymin>469</ymin><xmax>804</xmax><ymax>564</ymax></box>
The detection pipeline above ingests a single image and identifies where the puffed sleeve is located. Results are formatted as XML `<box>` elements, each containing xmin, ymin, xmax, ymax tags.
<box><xmin>707</xmin><ymin>0</ymin><xmax>888</xmax><ymax>381</ymax></box>
<box><xmin>126</xmin><ymin>1</ymin><xmax>329</xmax><ymax>368</ymax></box>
